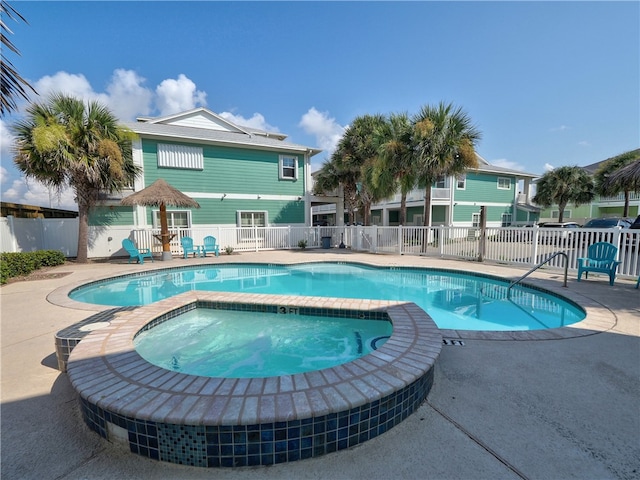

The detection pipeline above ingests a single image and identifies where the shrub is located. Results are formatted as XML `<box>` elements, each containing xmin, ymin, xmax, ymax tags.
<box><xmin>0</xmin><ymin>250</ymin><xmax>66</xmax><ymax>285</ymax></box>
<box><xmin>298</xmin><ymin>239</ymin><xmax>308</xmax><ymax>249</ymax></box>
<box><xmin>224</xmin><ymin>246</ymin><xmax>234</xmax><ymax>255</ymax></box>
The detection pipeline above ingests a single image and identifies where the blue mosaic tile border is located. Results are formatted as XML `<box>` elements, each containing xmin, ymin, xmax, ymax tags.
<box><xmin>134</xmin><ymin>301</ymin><xmax>390</xmax><ymax>339</ymax></box>
<box><xmin>78</xmin><ymin>367</ymin><xmax>434</xmax><ymax>467</ymax></box>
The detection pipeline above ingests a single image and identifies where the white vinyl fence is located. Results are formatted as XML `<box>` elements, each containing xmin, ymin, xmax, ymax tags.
<box><xmin>1</xmin><ymin>217</ymin><xmax>638</xmax><ymax>280</ymax></box>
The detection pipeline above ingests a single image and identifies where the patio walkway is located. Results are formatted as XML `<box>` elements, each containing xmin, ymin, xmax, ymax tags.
<box><xmin>1</xmin><ymin>250</ymin><xmax>638</xmax><ymax>479</ymax></box>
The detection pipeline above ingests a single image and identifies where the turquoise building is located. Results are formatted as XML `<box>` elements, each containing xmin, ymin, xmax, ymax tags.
<box><xmin>314</xmin><ymin>156</ymin><xmax>540</xmax><ymax>228</ymax></box>
<box><xmin>93</xmin><ymin>108</ymin><xmax>321</xmax><ymax>230</ymax></box>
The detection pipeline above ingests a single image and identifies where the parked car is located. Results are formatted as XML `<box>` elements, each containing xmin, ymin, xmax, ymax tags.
<box><xmin>493</xmin><ymin>224</ymin><xmax>533</xmax><ymax>242</ymax></box>
<box><xmin>582</xmin><ymin>218</ymin><xmax>631</xmax><ymax>229</ymax></box>
<box><xmin>581</xmin><ymin>217</ymin><xmax>632</xmax><ymax>247</ymax></box>
<box><xmin>626</xmin><ymin>215</ymin><xmax>640</xmax><ymax>249</ymax></box>
<box><xmin>539</xmin><ymin>222</ymin><xmax>581</xmax><ymax>244</ymax></box>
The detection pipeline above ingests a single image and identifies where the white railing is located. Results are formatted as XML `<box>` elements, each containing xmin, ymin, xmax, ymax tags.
<box><xmin>597</xmin><ymin>192</ymin><xmax>640</xmax><ymax>202</ymax></box>
<box><xmin>2</xmin><ymin>217</ymin><xmax>638</xmax><ymax>280</ymax></box>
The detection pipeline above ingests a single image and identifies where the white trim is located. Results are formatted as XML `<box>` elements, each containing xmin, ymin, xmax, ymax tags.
<box><xmin>279</xmin><ymin>154</ymin><xmax>298</xmax><ymax>180</ymax></box>
<box><xmin>152</xmin><ymin>209</ymin><xmax>192</xmax><ymax>229</ymax></box>
<box><xmin>237</xmin><ymin>210</ymin><xmax>268</xmax><ymax>227</ymax></box>
<box><xmin>131</xmin><ymin>138</ymin><xmax>145</xmax><ymax>192</ymax></box>
<box><xmin>451</xmin><ymin>201</ymin><xmax>514</xmax><ymax>208</ymax></box>
<box><xmin>185</xmin><ymin>192</ymin><xmax>302</xmax><ymax>202</ymax></box>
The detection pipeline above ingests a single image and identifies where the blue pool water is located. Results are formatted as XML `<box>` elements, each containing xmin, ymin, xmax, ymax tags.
<box><xmin>134</xmin><ymin>308</ymin><xmax>392</xmax><ymax>378</ymax></box>
<box><xmin>69</xmin><ymin>262</ymin><xmax>586</xmax><ymax>331</ymax></box>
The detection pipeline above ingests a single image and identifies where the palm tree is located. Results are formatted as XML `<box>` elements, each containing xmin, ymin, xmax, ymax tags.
<box><xmin>371</xmin><ymin>112</ymin><xmax>415</xmax><ymax>225</ymax></box>
<box><xmin>1</xmin><ymin>1</ymin><xmax>37</xmax><ymax>116</ymax></box>
<box><xmin>532</xmin><ymin>166</ymin><xmax>594</xmax><ymax>222</ymax></box>
<box><xmin>11</xmin><ymin>93</ymin><xmax>140</xmax><ymax>262</ymax></box>
<box><xmin>412</xmin><ymin>102</ymin><xmax>481</xmax><ymax>228</ymax></box>
<box><xmin>594</xmin><ymin>149</ymin><xmax>640</xmax><ymax>217</ymax></box>
<box><xmin>313</xmin><ymin>156</ymin><xmax>358</xmax><ymax>224</ymax></box>
<box><xmin>329</xmin><ymin>114</ymin><xmax>387</xmax><ymax>225</ymax></box>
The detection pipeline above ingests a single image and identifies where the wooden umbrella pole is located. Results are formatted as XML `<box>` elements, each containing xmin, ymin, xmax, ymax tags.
<box><xmin>159</xmin><ymin>203</ymin><xmax>171</xmax><ymax>254</ymax></box>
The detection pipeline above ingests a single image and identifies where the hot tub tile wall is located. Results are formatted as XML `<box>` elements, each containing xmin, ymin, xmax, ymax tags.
<box><xmin>78</xmin><ymin>370</ymin><xmax>434</xmax><ymax>467</ymax></box>
<box><xmin>67</xmin><ymin>291</ymin><xmax>442</xmax><ymax>468</ymax></box>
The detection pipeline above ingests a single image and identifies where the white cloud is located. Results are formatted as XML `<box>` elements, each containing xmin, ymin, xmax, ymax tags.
<box><xmin>544</xmin><ymin>163</ymin><xmax>554</xmax><ymax>171</ymax></box>
<box><xmin>3</xmin><ymin>70</ymin><xmax>212</xmax><ymax>208</ymax></box>
<box><xmin>1</xmin><ymin>119</ymin><xmax>14</xmax><ymax>169</ymax></box>
<box><xmin>34</xmin><ymin>71</ymin><xmax>109</xmax><ymax>105</ymax></box>
<box><xmin>490</xmin><ymin>158</ymin><xmax>526</xmax><ymax>172</ymax></box>
<box><xmin>578</xmin><ymin>141</ymin><xmax>591</xmax><ymax>147</ymax></box>
<box><xmin>0</xmin><ymin>165</ymin><xmax>9</xmax><ymax>185</ymax></box>
<box><xmin>32</xmin><ymin>70</ymin><xmax>208</xmax><ymax>121</ymax></box>
<box><xmin>219</xmin><ymin>111</ymin><xmax>279</xmax><ymax>133</ymax></box>
<box><xmin>156</xmin><ymin>74</ymin><xmax>207</xmax><ymax>116</ymax></box>
<box><xmin>105</xmin><ymin>69</ymin><xmax>153</xmax><ymax>120</ymax></box>
<box><xmin>1</xmin><ymin>176</ymin><xmax>77</xmax><ymax>210</ymax></box>
<box><xmin>298</xmin><ymin>107</ymin><xmax>345</xmax><ymax>155</ymax></box>
<box><xmin>550</xmin><ymin>125</ymin><xmax>570</xmax><ymax>132</ymax></box>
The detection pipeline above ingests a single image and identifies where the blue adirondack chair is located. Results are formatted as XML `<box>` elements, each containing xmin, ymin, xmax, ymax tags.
<box><xmin>202</xmin><ymin>236</ymin><xmax>220</xmax><ymax>257</ymax></box>
<box><xmin>122</xmin><ymin>238</ymin><xmax>153</xmax><ymax>264</ymax></box>
<box><xmin>577</xmin><ymin>242</ymin><xmax>621</xmax><ymax>286</ymax></box>
<box><xmin>180</xmin><ymin>236</ymin><xmax>200</xmax><ymax>258</ymax></box>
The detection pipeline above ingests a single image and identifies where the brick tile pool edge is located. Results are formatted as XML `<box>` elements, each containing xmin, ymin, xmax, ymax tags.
<box><xmin>66</xmin><ymin>291</ymin><xmax>442</xmax><ymax>467</ymax></box>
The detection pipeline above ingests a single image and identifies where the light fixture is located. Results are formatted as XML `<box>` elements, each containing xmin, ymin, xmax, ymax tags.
<box><xmin>297</xmin><ymin>196</ymin><xmax>302</xmax><ymax>201</ymax></box>
<box><xmin>221</xmin><ymin>193</ymin><xmax>227</xmax><ymax>200</ymax></box>
<box><xmin>257</xmin><ymin>195</ymin><xmax>261</xmax><ymax>199</ymax></box>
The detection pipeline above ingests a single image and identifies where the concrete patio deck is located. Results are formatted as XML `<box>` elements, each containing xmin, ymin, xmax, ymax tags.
<box><xmin>1</xmin><ymin>250</ymin><xmax>638</xmax><ymax>479</ymax></box>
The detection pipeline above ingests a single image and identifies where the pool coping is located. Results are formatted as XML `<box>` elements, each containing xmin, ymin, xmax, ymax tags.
<box><xmin>48</xmin><ymin>260</ymin><xmax>617</xmax><ymax>342</ymax></box>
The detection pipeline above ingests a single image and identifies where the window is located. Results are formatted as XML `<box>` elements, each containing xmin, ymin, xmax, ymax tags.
<box><xmin>472</xmin><ymin>213</ymin><xmax>480</xmax><ymax>228</ymax></box>
<box><xmin>434</xmin><ymin>176</ymin><xmax>446</xmax><ymax>189</ymax></box>
<box><xmin>157</xmin><ymin>143</ymin><xmax>203</xmax><ymax>170</ymax></box>
<box><xmin>237</xmin><ymin>211</ymin><xmax>267</xmax><ymax>242</ymax></box>
<box><xmin>497</xmin><ymin>177</ymin><xmax>511</xmax><ymax>190</ymax></box>
<box><xmin>551</xmin><ymin>209</ymin><xmax>571</xmax><ymax>219</ymax></box>
<box><xmin>456</xmin><ymin>175</ymin><xmax>466</xmax><ymax>189</ymax></box>
<box><xmin>501</xmin><ymin>213</ymin><xmax>512</xmax><ymax>227</ymax></box>
<box><xmin>279</xmin><ymin>155</ymin><xmax>298</xmax><ymax>180</ymax></box>
<box><xmin>152</xmin><ymin>210</ymin><xmax>190</xmax><ymax>229</ymax></box>
<box><xmin>238</xmin><ymin>211</ymin><xmax>267</xmax><ymax>227</ymax></box>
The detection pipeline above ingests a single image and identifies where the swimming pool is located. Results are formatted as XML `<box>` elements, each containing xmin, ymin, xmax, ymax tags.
<box><xmin>69</xmin><ymin>262</ymin><xmax>585</xmax><ymax>331</ymax></box>
<box><xmin>134</xmin><ymin>307</ymin><xmax>392</xmax><ymax>377</ymax></box>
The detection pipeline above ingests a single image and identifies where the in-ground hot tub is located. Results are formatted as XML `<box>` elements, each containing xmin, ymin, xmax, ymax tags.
<box><xmin>66</xmin><ymin>291</ymin><xmax>442</xmax><ymax>467</ymax></box>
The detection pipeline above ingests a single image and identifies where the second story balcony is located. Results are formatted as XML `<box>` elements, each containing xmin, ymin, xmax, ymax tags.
<box><xmin>597</xmin><ymin>192</ymin><xmax>640</xmax><ymax>203</ymax></box>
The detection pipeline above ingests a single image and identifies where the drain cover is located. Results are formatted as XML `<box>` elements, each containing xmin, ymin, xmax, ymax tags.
<box><xmin>442</xmin><ymin>339</ymin><xmax>465</xmax><ymax>346</ymax></box>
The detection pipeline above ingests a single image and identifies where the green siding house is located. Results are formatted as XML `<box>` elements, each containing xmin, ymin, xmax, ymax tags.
<box><xmin>370</xmin><ymin>156</ymin><xmax>540</xmax><ymax>227</ymax></box>
<box><xmin>95</xmin><ymin>108</ymin><xmax>321</xmax><ymax>230</ymax></box>
<box><xmin>536</xmin><ymin>151</ymin><xmax>640</xmax><ymax>224</ymax></box>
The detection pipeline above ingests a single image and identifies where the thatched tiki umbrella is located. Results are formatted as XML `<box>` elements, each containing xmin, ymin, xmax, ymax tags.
<box><xmin>121</xmin><ymin>179</ymin><xmax>200</xmax><ymax>260</ymax></box>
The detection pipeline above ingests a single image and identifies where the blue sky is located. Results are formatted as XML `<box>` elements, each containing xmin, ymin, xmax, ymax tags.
<box><xmin>1</xmin><ymin>1</ymin><xmax>638</xmax><ymax>210</ymax></box>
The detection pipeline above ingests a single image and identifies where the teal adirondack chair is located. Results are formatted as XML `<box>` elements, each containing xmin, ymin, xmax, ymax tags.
<box><xmin>122</xmin><ymin>238</ymin><xmax>153</xmax><ymax>264</ymax></box>
<box><xmin>180</xmin><ymin>236</ymin><xmax>199</xmax><ymax>258</ymax></box>
<box><xmin>203</xmin><ymin>236</ymin><xmax>220</xmax><ymax>257</ymax></box>
<box><xmin>577</xmin><ymin>242</ymin><xmax>621</xmax><ymax>286</ymax></box>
